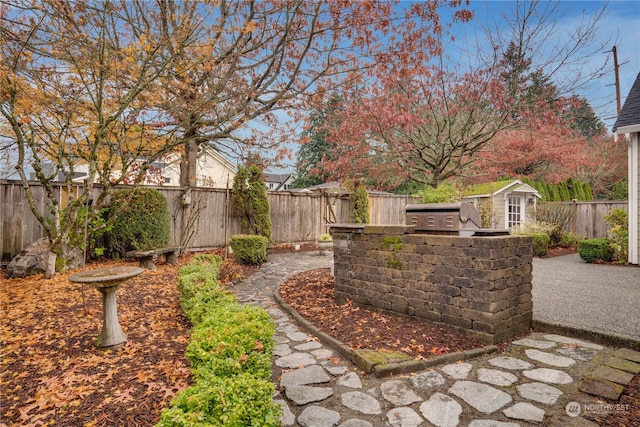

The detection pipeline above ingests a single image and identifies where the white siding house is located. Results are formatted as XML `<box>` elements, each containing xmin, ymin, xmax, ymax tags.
<box><xmin>613</xmin><ymin>72</ymin><xmax>640</xmax><ymax>265</ymax></box>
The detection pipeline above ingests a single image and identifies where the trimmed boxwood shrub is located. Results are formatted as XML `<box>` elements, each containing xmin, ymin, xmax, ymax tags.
<box><xmin>108</xmin><ymin>188</ymin><xmax>170</xmax><ymax>257</ymax></box>
<box><xmin>527</xmin><ymin>233</ymin><xmax>550</xmax><ymax>257</ymax></box>
<box><xmin>157</xmin><ymin>254</ymin><xmax>280</xmax><ymax>426</ymax></box>
<box><xmin>578</xmin><ymin>238</ymin><xmax>614</xmax><ymax>263</ymax></box>
<box><xmin>229</xmin><ymin>234</ymin><xmax>268</xmax><ymax>265</ymax></box>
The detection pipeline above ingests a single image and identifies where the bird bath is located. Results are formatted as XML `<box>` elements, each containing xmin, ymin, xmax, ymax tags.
<box><xmin>69</xmin><ymin>266</ymin><xmax>143</xmax><ymax>349</ymax></box>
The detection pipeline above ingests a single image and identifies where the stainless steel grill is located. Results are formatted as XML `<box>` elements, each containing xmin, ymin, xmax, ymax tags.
<box><xmin>405</xmin><ymin>203</ymin><xmax>482</xmax><ymax>236</ymax></box>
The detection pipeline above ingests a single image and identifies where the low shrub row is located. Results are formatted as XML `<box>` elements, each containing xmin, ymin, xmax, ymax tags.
<box><xmin>157</xmin><ymin>254</ymin><xmax>280</xmax><ymax>426</ymax></box>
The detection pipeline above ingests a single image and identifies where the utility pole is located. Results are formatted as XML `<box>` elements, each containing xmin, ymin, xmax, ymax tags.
<box><xmin>613</xmin><ymin>45</ymin><xmax>621</xmax><ymax>114</ymax></box>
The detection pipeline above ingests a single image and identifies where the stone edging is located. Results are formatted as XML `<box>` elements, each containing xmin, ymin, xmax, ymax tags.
<box><xmin>274</xmin><ymin>285</ymin><xmax>498</xmax><ymax>377</ymax></box>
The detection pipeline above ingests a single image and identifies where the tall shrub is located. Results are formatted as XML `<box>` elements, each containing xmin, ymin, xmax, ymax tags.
<box><xmin>345</xmin><ymin>178</ymin><xmax>370</xmax><ymax>224</ymax></box>
<box><xmin>605</xmin><ymin>208</ymin><xmax>628</xmax><ymax>263</ymax></box>
<box><xmin>108</xmin><ymin>188</ymin><xmax>170</xmax><ymax>256</ymax></box>
<box><xmin>232</xmin><ymin>165</ymin><xmax>272</xmax><ymax>240</ymax></box>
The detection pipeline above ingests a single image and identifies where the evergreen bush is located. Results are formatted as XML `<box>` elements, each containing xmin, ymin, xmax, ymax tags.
<box><xmin>108</xmin><ymin>188</ymin><xmax>170</xmax><ymax>257</ymax></box>
<box><xmin>157</xmin><ymin>255</ymin><xmax>280</xmax><ymax>426</ymax></box>
<box><xmin>578</xmin><ymin>238</ymin><xmax>613</xmax><ymax>263</ymax></box>
<box><xmin>229</xmin><ymin>234</ymin><xmax>268</xmax><ymax>265</ymax></box>
<box><xmin>231</xmin><ymin>165</ymin><xmax>272</xmax><ymax>240</ymax></box>
<box><xmin>527</xmin><ymin>233</ymin><xmax>550</xmax><ymax>257</ymax></box>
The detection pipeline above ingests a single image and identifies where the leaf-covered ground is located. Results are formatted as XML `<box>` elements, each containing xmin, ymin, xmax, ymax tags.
<box><xmin>1</xmin><ymin>258</ymin><xmax>191</xmax><ymax>426</ymax></box>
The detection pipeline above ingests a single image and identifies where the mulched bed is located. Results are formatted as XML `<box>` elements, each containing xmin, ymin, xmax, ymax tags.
<box><xmin>279</xmin><ymin>269</ymin><xmax>487</xmax><ymax>360</ymax></box>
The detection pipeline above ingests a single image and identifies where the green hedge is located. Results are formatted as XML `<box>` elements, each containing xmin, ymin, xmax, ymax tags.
<box><xmin>526</xmin><ymin>233</ymin><xmax>550</xmax><ymax>257</ymax></box>
<box><xmin>578</xmin><ymin>238</ymin><xmax>614</xmax><ymax>263</ymax></box>
<box><xmin>108</xmin><ymin>188</ymin><xmax>170</xmax><ymax>257</ymax></box>
<box><xmin>229</xmin><ymin>235</ymin><xmax>268</xmax><ymax>265</ymax></box>
<box><xmin>157</xmin><ymin>255</ymin><xmax>280</xmax><ymax>426</ymax></box>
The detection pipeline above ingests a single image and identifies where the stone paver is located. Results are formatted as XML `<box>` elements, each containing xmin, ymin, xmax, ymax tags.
<box><xmin>516</xmin><ymin>382</ymin><xmax>563</xmax><ymax>405</ymax></box>
<box><xmin>503</xmin><ymin>402</ymin><xmax>545</xmax><ymax>422</ymax></box>
<box><xmin>386</xmin><ymin>407</ymin><xmax>423</xmax><ymax>427</ymax></box>
<box><xmin>488</xmin><ymin>356</ymin><xmax>533</xmax><ymax>370</ymax></box>
<box><xmin>524</xmin><ymin>349</ymin><xmax>576</xmax><ymax>368</ymax></box>
<box><xmin>227</xmin><ymin>252</ymin><xmax>636</xmax><ymax>427</ymax></box>
<box><xmin>419</xmin><ymin>392</ymin><xmax>462</xmax><ymax>427</ymax></box>
<box><xmin>522</xmin><ymin>368</ymin><xmax>573</xmax><ymax>384</ymax></box>
<box><xmin>449</xmin><ymin>381</ymin><xmax>512</xmax><ymax>413</ymax></box>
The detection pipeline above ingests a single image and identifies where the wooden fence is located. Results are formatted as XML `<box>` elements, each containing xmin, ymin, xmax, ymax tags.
<box><xmin>1</xmin><ymin>181</ymin><xmax>415</xmax><ymax>262</ymax></box>
<box><xmin>1</xmin><ymin>180</ymin><xmax>628</xmax><ymax>262</ymax></box>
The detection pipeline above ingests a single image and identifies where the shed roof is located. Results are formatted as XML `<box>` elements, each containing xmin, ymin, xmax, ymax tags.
<box><xmin>613</xmin><ymin>72</ymin><xmax>640</xmax><ymax>134</ymax></box>
<box><xmin>463</xmin><ymin>179</ymin><xmax>541</xmax><ymax>198</ymax></box>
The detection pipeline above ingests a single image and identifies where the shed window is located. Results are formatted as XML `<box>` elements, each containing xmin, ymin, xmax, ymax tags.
<box><xmin>507</xmin><ymin>196</ymin><xmax>524</xmax><ymax>228</ymax></box>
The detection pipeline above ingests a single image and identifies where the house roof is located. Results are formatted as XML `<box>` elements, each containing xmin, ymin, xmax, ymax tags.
<box><xmin>613</xmin><ymin>72</ymin><xmax>640</xmax><ymax>134</ymax></box>
<box><xmin>263</xmin><ymin>173</ymin><xmax>292</xmax><ymax>184</ymax></box>
<box><xmin>463</xmin><ymin>179</ymin><xmax>541</xmax><ymax>198</ymax></box>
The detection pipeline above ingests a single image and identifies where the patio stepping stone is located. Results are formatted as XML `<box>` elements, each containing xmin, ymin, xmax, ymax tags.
<box><xmin>280</xmin><ymin>365</ymin><xmax>330</xmax><ymax>388</ymax></box>
<box><xmin>468</xmin><ymin>421</ymin><xmax>521</xmax><ymax>427</ymax></box>
<box><xmin>503</xmin><ymin>402</ymin><xmax>545</xmax><ymax>423</ymax></box>
<box><xmin>380</xmin><ymin>380</ymin><xmax>421</xmax><ymax>406</ymax></box>
<box><xmin>522</xmin><ymin>368</ymin><xmax>573</xmax><ymax>384</ymax></box>
<box><xmin>274</xmin><ymin>399</ymin><xmax>295</xmax><ymax>426</ymax></box>
<box><xmin>579</xmin><ymin>377</ymin><xmax>625</xmax><ymax>400</ymax></box>
<box><xmin>524</xmin><ymin>349</ymin><xmax>576</xmax><ymax>368</ymax></box>
<box><xmin>476</xmin><ymin>368</ymin><xmax>519</xmax><ymax>387</ymax></box>
<box><xmin>542</xmin><ymin>334</ymin><xmax>603</xmax><ymax>350</ymax></box>
<box><xmin>337</xmin><ymin>372</ymin><xmax>363</xmax><ymax>389</ymax></box>
<box><xmin>591</xmin><ymin>365</ymin><xmax>635</xmax><ymax>385</ymax></box>
<box><xmin>275</xmin><ymin>352</ymin><xmax>317</xmax><ymax>368</ymax></box>
<box><xmin>512</xmin><ymin>338</ymin><xmax>557</xmax><ymax>349</ymax></box>
<box><xmin>285</xmin><ymin>385</ymin><xmax>334</xmax><ymax>405</ymax></box>
<box><xmin>613</xmin><ymin>347</ymin><xmax>640</xmax><ymax>363</ymax></box>
<box><xmin>341</xmin><ymin>391</ymin><xmax>382</xmax><ymax>415</ymax></box>
<box><xmin>516</xmin><ymin>382</ymin><xmax>563</xmax><ymax>405</ymax></box>
<box><xmin>555</xmin><ymin>345</ymin><xmax>597</xmax><ymax>361</ymax></box>
<box><xmin>339</xmin><ymin>420</ymin><xmax>373</xmax><ymax>427</ymax></box>
<box><xmin>488</xmin><ymin>356</ymin><xmax>533</xmax><ymax>370</ymax></box>
<box><xmin>386</xmin><ymin>407</ymin><xmax>423</xmax><ymax>427</ymax></box>
<box><xmin>321</xmin><ymin>359</ymin><xmax>349</xmax><ymax>375</ymax></box>
<box><xmin>410</xmin><ymin>369</ymin><xmax>447</xmax><ymax>389</ymax></box>
<box><xmin>449</xmin><ymin>381</ymin><xmax>512</xmax><ymax>413</ymax></box>
<box><xmin>274</xmin><ymin>343</ymin><xmax>292</xmax><ymax>357</ymax></box>
<box><xmin>313</xmin><ymin>348</ymin><xmax>335</xmax><ymax>360</ymax></box>
<box><xmin>419</xmin><ymin>392</ymin><xmax>462</xmax><ymax>427</ymax></box>
<box><xmin>298</xmin><ymin>405</ymin><xmax>340</xmax><ymax>427</ymax></box>
<box><xmin>287</xmin><ymin>331</ymin><xmax>310</xmax><ymax>342</ymax></box>
<box><xmin>441</xmin><ymin>362</ymin><xmax>473</xmax><ymax>379</ymax></box>
<box><xmin>295</xmin><ymin>341</ymin><xmax>323</xmax><ymax>351</ymax></box>
<box><xmin>605</xmin><ymin>356</ymin><xmax>640</xmax><ymax>373</ymax></box>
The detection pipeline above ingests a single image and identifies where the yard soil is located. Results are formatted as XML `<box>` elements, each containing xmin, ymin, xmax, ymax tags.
<box><xmin>1</xmin><ymin>244</ymin><xmax>637</xmax><ymax>426</ymax></box>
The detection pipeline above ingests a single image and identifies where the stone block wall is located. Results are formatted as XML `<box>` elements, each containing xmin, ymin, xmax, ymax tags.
<box><xmin>330</xmin><ymin>224</ymin><xmax>533</xmax><ymax>344</ymax></box>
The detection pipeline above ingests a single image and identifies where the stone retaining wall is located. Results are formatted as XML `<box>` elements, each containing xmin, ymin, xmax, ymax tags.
<box><xmin>330</xmin><ymin>224</ymin><xmax>533</xmax><ymax>344</ymax></box>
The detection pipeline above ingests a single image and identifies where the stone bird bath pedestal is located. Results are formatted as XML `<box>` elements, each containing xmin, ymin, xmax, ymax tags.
<box><xmin>69</xmin><ymin>266</ymin><xmax>143</xmax><ymax>349</ymax></box>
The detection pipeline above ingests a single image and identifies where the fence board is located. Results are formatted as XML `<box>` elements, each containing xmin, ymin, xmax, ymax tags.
<box><xmin>1</xmin><ymin>180</ymin><xmax>628</xmax><ymax>262</ymax></box>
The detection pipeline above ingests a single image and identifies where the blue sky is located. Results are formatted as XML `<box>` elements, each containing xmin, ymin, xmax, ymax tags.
<box><xmin>441</xmin><ymin>0</ymin><xmax>640</xmax><ymax>128</ymax></box>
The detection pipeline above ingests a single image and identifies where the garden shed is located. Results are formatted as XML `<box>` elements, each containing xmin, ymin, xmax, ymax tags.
<box><xmin>462</xmin><ymin>179</ymin><xmax>541</xmax><ymax>230</ymax></box>
<box><xmin>613</xmin><ymin>71</ymin><xmax>640</xmax><ymax>265</ymax></box>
